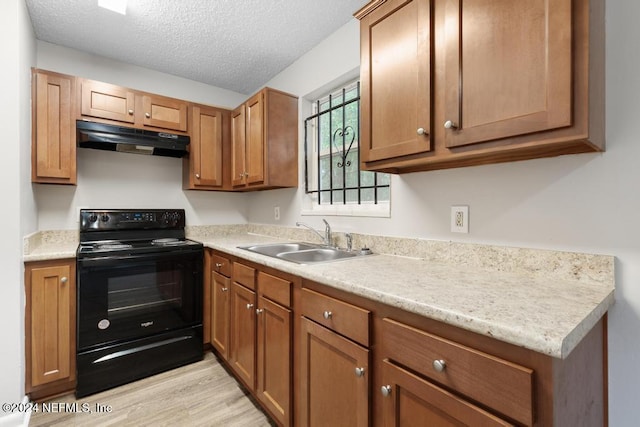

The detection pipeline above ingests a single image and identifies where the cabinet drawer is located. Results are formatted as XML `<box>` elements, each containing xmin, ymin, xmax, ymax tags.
<box><xmin>258</xmin><ymin>272</ymin><xmax>291</xmax><ymax>307</ymax></box>
<box><xmin>301</xmin><ymin>288</ymin><xmax>370</xmax><ymax>347</ymax></box>
<box><xmin>382</xmin><ymin>318</ymin><xmax>533</xmax><ymax>426</ymax></box>
<box><xmin>211</xmin><ymin>254</ymin><xmax>231</xmax><ymax>277</ymax></box>
<box><xmin>233</xmin><ymin>262</ymin><xmax>256</xmax><ymax>290</ymax></box>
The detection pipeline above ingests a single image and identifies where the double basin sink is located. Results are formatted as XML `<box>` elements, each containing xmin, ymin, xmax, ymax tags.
<box><xmin>239</xmin><ymin>242</ymin><xmax>365</xmax><ymax>264</ymax></box>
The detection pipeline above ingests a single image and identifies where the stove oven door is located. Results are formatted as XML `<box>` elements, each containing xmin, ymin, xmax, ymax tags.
<box><xmin>77</xmin><ymin>248</ymin><xmax>203</xmax><ymax>351</ymax></box>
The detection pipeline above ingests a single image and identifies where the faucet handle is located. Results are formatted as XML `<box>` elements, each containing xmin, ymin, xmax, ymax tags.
<box><xmin>345</xmin><ymin>233</ymin><xmax>353</xmax><ymax>252</ymax></box>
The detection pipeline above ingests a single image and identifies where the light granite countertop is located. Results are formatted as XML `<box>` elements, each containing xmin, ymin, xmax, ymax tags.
<box><xmin>23</xmin><ymin>226</ymin><xmax>615</xmax><ymax>359</ymax></box>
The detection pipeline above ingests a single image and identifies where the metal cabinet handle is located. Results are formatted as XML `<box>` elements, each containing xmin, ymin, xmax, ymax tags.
<box><xmin>60</xmin><ymin>276</ymin><xmax>68</xmax><ymax>284</ymax></box>
<box><xmin>381</xmin><ymin>385</ymin><xmax>392</xmax><ymax>397</ymax></box>
<box><xmin>417</xmin><ymin>127</ymin><xmax>428</xmax><ymax>136</ymax></box>
<box><xmin>355</xmin><ymin>367</ymin><xmax>365</xmax><ymax>377</ymax></box>
<box><xmin>432</xmin><ymin>359</ymin><xmax>446</xmax><ymax>372</ymax></box>
<box><xmin>246</xmin><ymin>303</ymin><xmax>254</xmax><ymax>310</ymax></box>
<box><xmin>145</xmin><ymin>112</ymin><xmax>151</xmax><ymax>118</ymax></box>
<box><xmin>195</xmin><ymin>173</ymin><xmax>200</xmax><ymax>179</ymax></box>
<box><xmin>215</xmin><ymin>263</ymin><xmax>223</xmax><ymax>268</ymax></box>
<box><xmin>128</xmin><ymin>109</ymin><xmax>134</xmax><ymax>115</ymax></box>
<box><xmin>221</xmin><ymin>287</ymin><xmax>228</xmax><ymax>292</ymax></box>
<box><xmin>323</xmin><ymin>311</ymin><xmax>332</xmax><ymax>319</ymax></box>
<box><xmin>256</xmin><ymin>308</ymin><xmax>264</xmax><ymax>314</ymax></box>
<box><xmin>444</xmin><ymin>120</ymin><xmax>458</xmax><ymax>130</ymax></box>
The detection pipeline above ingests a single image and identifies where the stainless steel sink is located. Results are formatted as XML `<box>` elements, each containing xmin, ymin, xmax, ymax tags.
<box><xmin>238</xmin><ymin>242</ymin><xmax>362</xmax><ymax>264</ymax></box>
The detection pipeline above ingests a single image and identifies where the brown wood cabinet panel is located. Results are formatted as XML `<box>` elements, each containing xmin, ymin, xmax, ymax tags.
<box><xmin>80</xmin><ymin>79</ymin><xmax>135</xmax><ymax>123</ymax></box>
<box><xmin>185</xmin><ymin>104</ymin><xmax>225</xmax><ymax>189</ymax></box>
<box><xmin>230</xmin><ymin>282</ymin><xmax>256</xmax><ymax>389</ymax></box>
<box><xmin>359</xmin><ymin>0</ymin><xmax>432</xmax><ymax>162</ymax></box>
<box><xmin>245</xmin><ymin>91</ymin><xmax>266</xmax><ymax>186</ymax></box>
<box><xmin>258</xmin><ymin>271</ymin><xmax>291</xmax><ymax>308</ymax></box>
<box><xmin>233</xmin><ymin>262</ymin><xmax>256</xmax><ymax>290</ymax></box>
<box><xmin>257</xmin><ymin>296</ymin><xmax>292</xmax><ymax>426</ymax></box>
<box><xmin>231</xmin><ymin>88</ymin><xmax>298</xmax><ymax>190</ymax></box>
<box><xmin>381</xmin><ymin>360</ymin><xmax>513</xmax><ymax>426</ymax></box>
<box><xmin>25</xmin><ymin>260</ymin><xmax>76</xmax><ymax>395</ymax></box>
<box><xmin>32</xmin><ymin>70</ymin><xmax>76</xmax><ymax>184</ymax></box>
<box><xmin>442</xmin><ymin>0</ymin><xmax>571</xmax><ymax>148</ymax></box>
<box><xmin>301</xmin><ymin>288</ymin><xmax>370</xmax><ymax>347</ymax></box>
<box><xmin>203</xmin><ymin>250</ymin><xmax>212</xmax><ymax>346</ymax></box>
<box><xmin>299</xmin><ymin>317</ymin><xmax>369</xmax><ymax>427</ymax></box>
<box><xmin>382</xmin><ymin>318</ymin><xmax>533</xmax><ymax>425</ymax></box>
<box><xmin>142</xmin><ymin>94</ymin><xmax>188</xmax><ymax>132</ymax></box>
<box><xmin>211</xmin><ymin>253</ymin><xmax>232</xmax><ymax>277</ymax></box>
<box><xmin>212</xmin><ymin>272</ymin><xmax>231</xmax><ymax>358</ymax></box>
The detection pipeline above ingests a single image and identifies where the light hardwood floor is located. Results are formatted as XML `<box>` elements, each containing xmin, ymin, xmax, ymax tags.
<box><xmin>29</xmin><ymin>352</ymin><xmax>274</xmax><ymax>427</ymax></box>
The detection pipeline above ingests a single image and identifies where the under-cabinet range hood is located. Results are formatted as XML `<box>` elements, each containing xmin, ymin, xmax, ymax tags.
<box><xmin>76</xmin><ymin>120</ymin><xmax>190</xmax><ymax>158</ymax></box>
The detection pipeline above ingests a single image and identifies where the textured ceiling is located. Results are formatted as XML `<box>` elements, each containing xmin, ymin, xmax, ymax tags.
<box><xmin>25</xmin><ymin>0</ymin><xmax>368</xmax><ymax>95</ymax></box>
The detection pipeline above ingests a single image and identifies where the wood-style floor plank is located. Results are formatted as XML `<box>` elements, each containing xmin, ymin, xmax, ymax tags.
<box><xmin>29</xmin><ymin>352</ymin><xmax>274</xmax><ymax>427</ymax></box>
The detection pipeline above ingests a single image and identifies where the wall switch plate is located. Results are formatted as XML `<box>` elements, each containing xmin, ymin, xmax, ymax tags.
<box><xmin>451</xmin><ymin>206</ymin><xmax>469</xmax><ymax>233</ymax></box>
<box><xmin>274</xmin><ymin>206</ymin><xmax>280</xmax><ymax>221</ymax></box>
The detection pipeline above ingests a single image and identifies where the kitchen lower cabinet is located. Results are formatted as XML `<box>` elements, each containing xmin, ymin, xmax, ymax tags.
<box><xmin>31</xmin><ymin>69</ymin><xmax>77</xmax><ymax>184</ymax></box>
<box><xmin>229</xmin><ymin>281</ymin><xmax>257</xmax><ymax>389</ymax></box>
<box><xmin>380</xmin><ymin>360</ymin><xmax>512</xmax><ymax>426</ymax></box>
<box><xmin>211</xmin><ymin>271</ymin><xmax>231</xmax><ymax>357</ymax></box>
<box><xmin>25</xmin><ymin>259</ymin><xmax>76</xmax><ymax>400</ymax></box>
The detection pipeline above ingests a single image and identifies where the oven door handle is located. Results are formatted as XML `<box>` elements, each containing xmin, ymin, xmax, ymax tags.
<box><xmin>77</xmin><ymin>250</ymin><xmax>201</xmax><ymax>267</ymax></box>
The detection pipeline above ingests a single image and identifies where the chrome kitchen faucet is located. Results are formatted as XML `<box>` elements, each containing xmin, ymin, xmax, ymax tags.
<box><xmin>296</xmin><ymin>219</ymin><xmax>332</xmax><ymax>247</ymax></box>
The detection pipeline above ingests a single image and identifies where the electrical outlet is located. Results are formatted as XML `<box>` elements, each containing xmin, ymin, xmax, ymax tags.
<box><xmin>274</xmin><ymin>206</ymin><xmax>280</xmax><ymax>221</ymax></box>
<box><xmin>451</xmin><ymin>206</ymin><xmax>469</xmax><ymax>233</ymax></box>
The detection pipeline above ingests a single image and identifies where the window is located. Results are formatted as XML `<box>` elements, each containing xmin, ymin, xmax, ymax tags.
<box><xmin>303</xmin><ymin>81</ymin><xmax>390</xmax><ymax>216</ymax></box>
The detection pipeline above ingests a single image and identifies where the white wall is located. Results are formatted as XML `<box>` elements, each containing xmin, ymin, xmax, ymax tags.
<box><xmin>252</xmin><ymin>11</ymin><xmax>640</xmax><ymax>427</ymax></box>
<box><xmin>0</xmin><ymin>0</ymin><xmax>36</xmax><ymax>416</ymax></box>
<box><xmin>35</xmin><ymin>42</ymin><xmax>251</xmax><ymax>230</ymax></box>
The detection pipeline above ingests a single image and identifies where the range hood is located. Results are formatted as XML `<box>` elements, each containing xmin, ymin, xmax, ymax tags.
<box><xmin>76</xmin><ymin>120</ymin><xmax>189</xmax><ymax>158</ymax></box>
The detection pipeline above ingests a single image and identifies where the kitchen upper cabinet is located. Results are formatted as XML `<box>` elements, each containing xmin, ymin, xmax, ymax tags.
<box><xmin>231</xmin><ymin>88</ymin><xmax>298</xmax><ymax>190</ymax></box>
<box><xmin>25</xmin><ymin>259</ymin><xmax>76</xmax><ymax>400</ymax></box>
<box><xmin>31</xmin><ymin>69</ymin><xmax>77</xmax><ymax>184</ymax></box>
<box><xmin>184</xmin><ymin>104</ymin><xmax>229</xmax><ymax>190</ymax></box>
<box><xmin>359</xmin><ymin>0</ymin><xmax>432</xmax><ymax>162</ymax></box>
<box><xmin>79</xmin><ymin>79</ymin><xmax>135</xmax><ymax>124</ymax></box>
<box><xmin>79</xmin><ymin>78</ymin><xmax>189</xmax><ymax>133</ymax></box>
<box><xmin>355</xmin><ymin>0</ymin><xmax>604</xmax><ymax>173</ymax></box>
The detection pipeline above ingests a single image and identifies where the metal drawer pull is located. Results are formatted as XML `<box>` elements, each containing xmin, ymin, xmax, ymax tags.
<box><xmin>215</xmin><ymin>263</ymin><xmax>223</xmax><ymax>268</ymax></box>
<box><xmin>354</xmin><ymin>367</ymin><xmax>365</xmax><ymax>377</ymax></box>
<box><xmin>444</xmin><ymin>120</ymin><xmax>458</xmax><ymax>130</ymax></box>
<box><xmin>432</xmin><ymin>359</ymin><xmax>446</xmax><ymax>372</ymax></box>
<box><xmin>381</xmin><ymin>385</ymin><xmax>392</xmax><ymax>397</ymax></box>
<box><xmin>256</xmin><ymin>308</ymin><xmax>264</xmax><ymax>314</ymax></box>
<box><xmin>323</xmin><ymin>311</ymin><xmax>332</xmax><ymax>319</ymax></box>
<box><xmin>60</xmin><ymin>276</ymin><xmax>68</xmax><ymax>284</ymax></box>
<box><xmin>145</xmin><ymin>112</ymin><xmax>151</xmax><ymax>118</ymax></box>
<box><xmin>417</xmin><ymin>127</ymin><xmax>428</xmax><ymax>136</ymax></box>
<box><xmin>128</xmin><ymin>109</ymin><xmax>134</xmax><ymax>115</ymax></box>
<box><xmin>246</xmin><ymin>303</ymin><xmax>254</xmax><ymax>310</ymax></box>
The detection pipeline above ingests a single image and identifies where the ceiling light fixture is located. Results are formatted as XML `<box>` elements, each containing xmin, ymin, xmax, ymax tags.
<box><xmin>98</xmin><ymin>0</ymin><xmax>127</xmax><ymax>15</ymax></box>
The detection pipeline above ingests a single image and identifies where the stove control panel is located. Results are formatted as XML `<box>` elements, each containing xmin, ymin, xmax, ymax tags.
<box><xmin>80</xmin><ymin>209</ymin><xmax>186</xmax><ymax>231</ymax></box>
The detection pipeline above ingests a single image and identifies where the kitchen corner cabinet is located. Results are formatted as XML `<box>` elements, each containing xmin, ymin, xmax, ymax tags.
<box><xmin>31</xmin><ymin>69</ymin><xmax>77</xmax><ymax>184</ymax></box>
<box><xmin>231</xmin><ymin>88</ymin><xmax>298</xmax><ymax>190</ymax></box>
<box><xmin>355</xmin><ymin>0</ymin><xmax>605</xmax><ymax>173</ymax></box>
<box><xmin>25</xmin><ymin>259</ymin><xmax>76</xmax><ymax>400</ymax></box>
<box><xmin>183</xmin><ymin>104</ymin><xmax>230</xmax><ymax>190</ymax></box>
<box><xmin>78</xmin><ymin>78</ymin><xmax>189</xmax><ymax>132</ymax></box>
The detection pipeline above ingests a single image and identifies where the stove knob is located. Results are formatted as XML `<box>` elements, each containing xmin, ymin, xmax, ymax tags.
<box><xmin>89</xmin><ymin>214</ymin><xmax>98</xmax><ymax>223</ymax></box>
<box><xmin>101</xmin><ymin>214</ymin><xmax>110</xmax><ymax>222</ymax></box>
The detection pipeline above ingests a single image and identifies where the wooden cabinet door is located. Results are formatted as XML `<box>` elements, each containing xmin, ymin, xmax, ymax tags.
<box><xmin>142</xmin><ymin>94</ymin><xmax>188</xmax><ymax>132</ymax></box>
<box><xmin>26</xmin><ymin>261</ymin><xmax>76</xmax><ymax>389</ymax></box>
<box><xmin>230</xmin><ymin>282</ymin><xmax>256</xmax><ymax>389</ymax></box>
<box><xmin>442</xmin><ymin>0</ymin><xmax>572</xmax><ymax>148</ymax></box>
<box><xmin>212</xmin><ymin>272</ymin><xmax>231</xmax><ymax>359</ymax></box>
<box><xmin>80</xmin><ymin>79</ymin><xmax>135</xmax><ymax>123</ymax></box>
<box><xmin>257</xmin><ymin>296</ymin><xmax>291</xmax><ymax>426</ymax></box>
<box><xmin>245</xmin><ymin>91</ymin><xmax>266</xmax><ymax>186</ymax></box>
<box><xmin>299</xmin><ymin>318</ymin><xmax>369</xmax><ymax>427</ymax></box>
<box><xmin>190</xmin><ymin>105</ymin><xmax>224</xmax><ymax>188</ymax></box>
<box><xmin>231</xmin><ymin>104</ymin><xmax>247</xmax><ymax>187</ymax></box>
<box><xmin>359</xmin><ymin>0</ymin><xmax>432</xmax><ymax>163</ymax></box>
<box><xmin>32</xmin><ymin>71</ymin><xmax>76</xmax><ymax>184</ymax></box>
<box><xmin>380</xmin><ymin>360</ymin><xmax>513</xmax><ymax>426</ymax></box>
